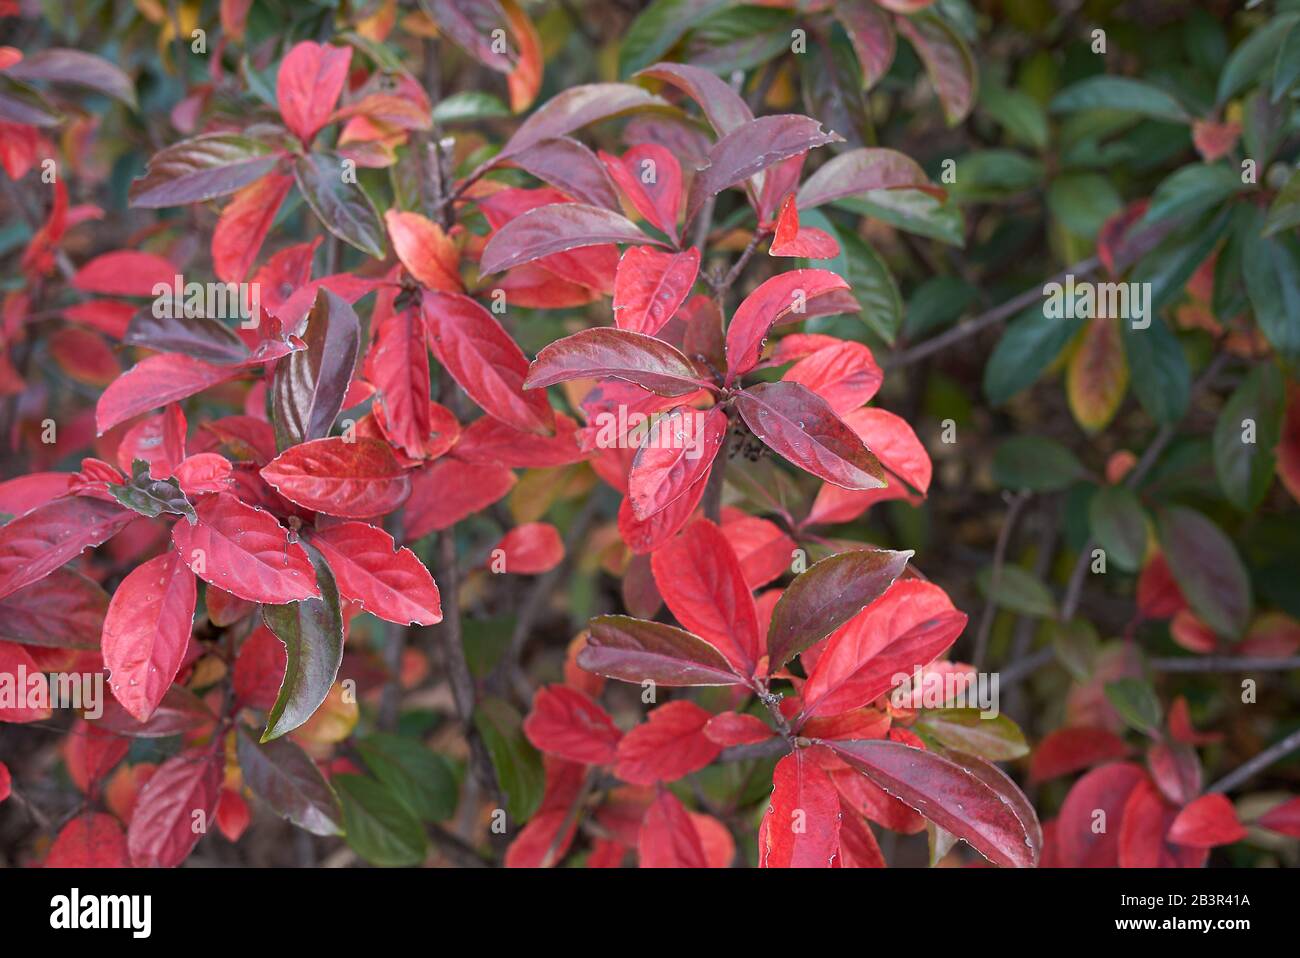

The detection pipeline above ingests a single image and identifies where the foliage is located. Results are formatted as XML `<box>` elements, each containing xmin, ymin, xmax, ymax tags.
<box><xmin>1</xmin><ymin>0</ymin><xmax>1298</xmax><ymax>870</ymax></box>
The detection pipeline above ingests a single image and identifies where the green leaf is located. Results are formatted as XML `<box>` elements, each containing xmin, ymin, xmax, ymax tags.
<box><xmin>356</xmin><ymin>733</ymin><xmax>459</xmax><ymax>823</ymax></box>
<box><xmin>983</xmin><ymin>305</ymin><xmax>1084</xmax><ymax>406</ymax></box>
<box><xmin>1218</xmin><ymin>13</ymin><xmax>1300</xmax><ymax>105</ymax></box>
<box><xmin>1123</xmin><ymin>317</ymin><xmax>1190</xmax><ymax>425</ymax></box>
<box><xmin>261</xmin><ymin>543</ymin><xmax>345</xmax><ymax>742</ymax></box>
<box><xmin>1272</xmin><ymin>20</ymin><xmax>1300</xmax><ymax>101</ymax></box>
<box><xmin>826</xmin><ymin>221</ymin><xmax>903</xmax><ymax>345</ymax></box>
<box><xmin>1213</xmin><ymin>363</ymin><xmax>1283</xmax><ymax>512</ymax></box>
<box><xmin>949</xmin><ymin>150</ymin><xmax>1044</xmax><ymax>202</ymax></box>
<box><xmin>108</xmin><ymin>460</ymin><xmax>197</xmax><ymax>524</ymax></box>
<box><xmin>1263</xmin><ymin>169</ymin><xmax>1300</xmax><ymax>236</ymax></box>
<box><xmin>1088</xmin><ymin>485</ymin><xmax>1148</xmax><ymax>573</ymax></box>
<box><xmin>1242</xmin><ymin>224</ymin><xmax>1300</xmax><ymax>364</ymax></box>
<box><xmin>904</xmin><ymin>275</ymin><xmax>976</xmax><ymax>339</ymax></box>
<box><xmin>473</xmin><ymin>696</ymin><xmax>544</xmax><ymax>822</ymax></box>
<box><xmin>1156</xmin><ymin>506</ymin><xmax>1252</xmax><ymax>639</ymax></box>
<box><xmin>1141</xmin><ymin>164</ymin><xmax>1247</xmax><ymax>227</ymax></box>
<box><xmin>834</xmin><ymin>188</ymin><xmax>965</xmax><ymax>246</ymax></box>
<box><xmin>979</xmin><ymin>82</ymin><xmax>1048</xmax><ymax>150</ymax></box>
<box><xmin>976</xmin><ymin>565</ymin><xmax>1056</xmax><ymax>618</ymax></box>
<box><xmin>1047</xmin><ymin>172</ymin><xmax>1122</xmax><ymax>239</ymax></box>
<box><xmin>236</xmin><ymin>726</ymin><xmax>344</xmax><ymax>836</ymax></box>
<box><xmin>1132</xmin><ymin>210</ymin><xmax>1230</xmax><ymax>312</ymax></box>
<box><xmin>1050</xmin><ymin>619</ymin><xmax>1100</xmax><ymax>682</ymax></box>
<box><xmin>432</xmin><ymin>91</ymin><xmax>510</xmax><ymax>123</ymax></box>
<box><xmin>1050</xmin><ymin>76</ymin><xmax>1189</xmax><ymax>123</ymax></box>
<box><xmin>1104</xmin><ymin>678</ymin><xmax>1161</xmax><ymax>735</ymax></box>
<box><xmin>335</xmin><ymin>774</ymin><xmax>428</xmax><ymax>867</ymax></box>
<box><xmin>619</xmin><ymin>0</ymin><xmax>731</xmax><ymax>78</ymax></box>
<box><xmin>992</xmin><ymin>435</ymin><xmax>1085</xmax><ymax>492</ymax></box>
<box><xmin>915</xmin><ymin>709</ymin><xmax>1029</xmax><ymax>761</ymax></box>
<box><xmin>293</xmin><ymin>152</ymin><xmax>387</xmax><ymax>259</ymax></box>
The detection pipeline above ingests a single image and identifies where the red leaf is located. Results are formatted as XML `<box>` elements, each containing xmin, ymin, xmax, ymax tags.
<box><xmin>171</xmin><ymin>492</ymin><xmax>319</xmax><ymax>603</ymax></box>
<box><xmin>504</xmin><ymin>758</ymin><xmax>586</xmax><ymax>868</ymax></box>
<box><xmin>480</xmin><ymin>203</ymin><xmax>655</xmax><ymax>275</ymax></box>
<box><xmin>894</xmin><ymin>13</ymin><xmax>976</xmax><ymax>125</ymax></box>
<box><xmin>46</xmin><ymin>813</ymin><xmax>130</xmax><ymax>867</ymax></box>
<box><xmin>72</xmin><ymin>250</ymin><xmax>175</xmax><ymax>297</ymax></box>
<box><xmin>454</xmin><ymin>412</ymin><xmax>585</xmax><ymax>468</ymax></box>
<box><xmin>703</xmin><ymin>711</ymin><xmax>774</xmax><ymax>747</ymax></box>
<box><xmin>769</xmin><ymin>195</ymin><xmax>840</xmax><ymax>258</ymax></box>
<box><xmin>499</xmin><ymin>82</ymin><xmax>670</xmax><ymax>160</ymax></box>
<box><xmin>760</xmin><ymin>747</ymin><xmax>842</xmax><ymax>868</ymax></box>
<box><xmin>213</xmin><ymin>173</ymin><xmax>293</xmax><ymax>283</ymax></box>
<box><xmin>797</xmin><ymin>146</ymin><xmax>935</xmax><ymax>211</ymax></box>
<box><xmin>783</xmin><ymin>340</ymin><xmax>882</xmax><ymax>416</ymax></box>
<box><xmin>736</xmin><ymin>381</ymin><xmax>886</xmax><ymax>490</ymax></box>
<box><xmin>767</xmin><ymin>547</ymin><xmax>912</xmax><ymax>673</ymax></box>
<box><xmin>527</xmin><ymin>327</ymin><xmax>713</xmax><ymax>397</ymax></box>
<box><xmin>1168</xmin><ymin>794</ymin><xmax>1247</xmax><ymax>848</ymax></box>
<box><xmin>1257</xmin><ymin>797</ymin><xmax>1300</xmax><ymax>838</ymax></box>
<box><xmin>628</xmin><ymin>406</ymin><xmax>726</xmax><ymax>522</ymax></box>
<box><xmin>1192</xmin><ymin>119</ymin><xmax>1241</xmax><ymax>163</ymax></box>
<box><xmin>651</xmin><ymin>518</ymin><xmax>761</xmax><ymax>676</ymax></box>
<box><xmin>309</xmin><ymin>521</ymin><xmax>441</xmax><ymax>626</ymax></box>
<box><xmin>579</xmin><ymin>615</ymin><xmax>745</xmax><ymax>687</ymax></box>
<box><xmin>96</xmin><ymin>353</ymin><xmax>241</xmax><ymax>434</ymax></box>
<box><xmin>635</xmin><ymin>62</ymin><xmax>753</xmax><ymax>138</ymax></box>
<box><xmin>836</xmin><ymin>2</ymin><xmax>896</xmax><ymax>89</ymax></box>
<box><xmin>721</xmin><ymin>511</ymin><xmax>797</xmax><ymax>589</ymax></box>
<box><xmin>403</xmin><ymin>457</ymin><xmax>516</xmax><ymax>539</ymax></box>
<box><xmin>0</xmin><ymin>640</ymin><xmax>51</xmax><ymax>723</ymax></box>
<box><xmin>0</xmin><ymin>496</ymin><xmax>132</xmax><ymax>602</ymax></box>
<box><xmin>1029</xmin><ymin>727</ymin><xmax>1131</xmax><ymax>783</ymax></box>
<box><xmin>685</xmin><ymin>114</ymin><xmax>841</xmax><ymax>224</ymax></box>
<box><xmin>638</xmin><ymin>788</ymin><xmax>707</xmax><ymax>867</ymax></box>
<box><xmin>384</xmin><ymin>210</ymin><xmax>462</xmax><ymax>291</ymax></box>
<box><xmin>424</xmin><ymin>291</ymin><xmax>555</xmax><ymax>435</ymax></box>
<box><xmin>612</xmin><ymin>246</ymin><xmax>699</xmax><ymax>335</ymax></box>
<box><xmin>1055</xmin><ymin>761</ymin><xmax>1146</xmax><ymax>867</ymax></box>
<box><xmin>233</xmin><ymin>624</ymin><xmax>287</xmax><ymax>710</ymax></box>
<box><xmin>174</xmin><ymin>453</ymin><xmax>234</xmax><ymax>496</ymax></box>
<box><xmin>600</xmin><ymin>144</ymin><xmax>683</xmax><ymax>243</ymax></box>
<box><xmin>1137</xmin><ymin>551</ymin><xmax>1186</xmax><ymax>620</ymax></box>
<box><xmin>0</xmin><ymin>760</ymin><xmax>9</xmax><ymax>802</ymax></box>
<box><xmin>261</xmin><ymin>437</ymin><xmax>411</xmax><ymax>519</ymax></box>
<box><xmin>801</xmin><ymin>580</ymin><xmax>966</xmax><ymax>719</ymax></box>
<box><xmin>365</xmin><ymin>302</ymin><xmax>433</xmax><ymax>461</ymax></box>
<box><xmin>523</xmin><ymin>685</ymin><xmax>621</xmax><ymax>765</ymax></box>
<box><xmin>63</xmin><ymin>718</ymin><xmax>129</xmax><ymax>794</ymax></box>
<box><xmin>725</xmin><ymin>269</ymin><xmax>850</xmax><ymax>382</ymax></box>
<box><xmin>0</xmin><ymin>472</ymin><xmax>74</xmax><ymax>517</ymax></box>
<box><xmin>102</xmin><ymin>551</ymin><xmax>197</xmax><ymax>723</ymax></box>
<box><xmin>617</xmin><ymin>469</ymin><xmax>709</xmax><ymax>554</ymax></box>
<box><xmin>491</xmin><ymin>522</ymin><xmax>564</xmax><ymax>574</ymax></box>
<box><xmin>824</xmin><ymin>739</ymin><xmax>1039</xmax><ymax>867</ymax></box>
<box><xmin>276</xmin><ymin>40</ymin><xmax>352</xmax><ymax>145</ymax></box>
<box><xmin>838</xmin><ymin>801</ymin><xmax>887</xmax><ymax>867</ymax></box>
<box><xmin>1118</xmin><ymin>777</ymin><xmax>1208</xmax><ymax>868</ymax></box>
<box><xmin>127</xmin><ymin>747</ymin><xmax>222</xmax><ymax>867</ymax></box>
<box><xmin>614</xmin><ymin>700</ymin><xmax>721</xmax><ymax>785</ymax></box>
<box><xmin>0</xmin><ymin>569</ymin><xmax>107</xmax><ymax>649</ymax></box>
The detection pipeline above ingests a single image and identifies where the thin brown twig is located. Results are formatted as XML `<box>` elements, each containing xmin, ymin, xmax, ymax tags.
<box><xmin>1209</xmin><ymin>727</ymin><xmax>1300</xmax><ymax>795</ymax></box>
<box><xmin>972</xmin><ymin>490</ymin><xmax>1031</xmax><ymax>670</ymax></box>
<box><xmin>884</xmin><ymin>256</ymin><xmax>1101</xmax><ymax>369</ymax></box>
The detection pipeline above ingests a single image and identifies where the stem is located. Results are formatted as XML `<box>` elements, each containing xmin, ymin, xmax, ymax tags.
<box><xmin>971</xmin><ymin>490</ymin><xmax>1030</xmax><ymax>670</ymax></box>
<box><xmin>884</xmin><ymin>256</ymin><xmax>1101</xmax><ymax>369</ymax></box>
<box><xmin>1209</xmin><ymin>727</ymin><xmax>1300</xmax><ymax>794</ymax></box>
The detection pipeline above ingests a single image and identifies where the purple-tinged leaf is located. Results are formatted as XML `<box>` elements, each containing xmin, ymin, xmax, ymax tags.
<box><xmin>526</xmin><ymin>327</ymin><xmax>715</xmax><ymax>397</ymax></box>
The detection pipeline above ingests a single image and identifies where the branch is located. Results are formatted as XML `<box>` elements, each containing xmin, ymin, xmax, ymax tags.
<box><xmin>883</xmin><ymin>257</ymin><xmax>1100</xmax><ymax>369</ymax></box>
<box><xmin>1150</xmin><ymin>655</ymin><xmax>1300</xmax><ymax>673</ymax></box>
<box><xmin>1209</xmin><ymin>727</ymin><xmax>1300</xmax><ymax>794</ymax></box>
<box><xmin>971</xmin><ymin>490</ymin><xmax>1031</xmax><ymax>670</ymax></box>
